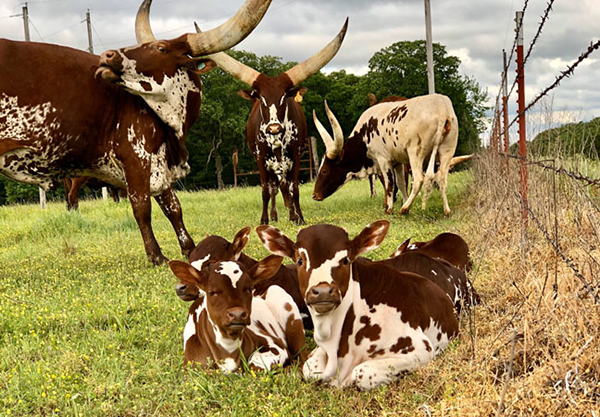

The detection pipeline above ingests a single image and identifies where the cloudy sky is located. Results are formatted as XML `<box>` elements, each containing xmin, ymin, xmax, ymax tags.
<box><xmin>1</xmin><ymin>0</ymin><xmax>599</xmax><ymax>142</ymax></box>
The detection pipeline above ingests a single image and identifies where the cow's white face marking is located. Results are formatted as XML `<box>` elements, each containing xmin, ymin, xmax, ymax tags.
<box><xmin>116</xmin><ymin>52</ymin><xmax>199</xmax><ymax>138</ymax></box>
<box><xmin>191</xmin><ymin>255</ymin><xmax>211</xmax><ymax>271</ymax></box>
<box><xmin>216</xmin><ymin>261</ymin><xmax>243</xmax><ymax>289</ymax></box>
<box><xmin>306</xmin><ymin>249</ymin><xmax>348</xmax><ymax>294</ymax></box>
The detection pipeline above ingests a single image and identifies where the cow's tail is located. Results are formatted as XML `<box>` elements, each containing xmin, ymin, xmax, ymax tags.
<box><xmin>449</xmin><ymin>154</ymin><xmax>473</xmax><ymax>170</ymax></box>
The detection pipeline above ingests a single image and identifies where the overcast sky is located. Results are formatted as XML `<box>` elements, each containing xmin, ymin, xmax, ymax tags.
<box><xmin>1</xmin><ymin>0</ymin><xmax>599</xmax><ymax>143</ymax></box>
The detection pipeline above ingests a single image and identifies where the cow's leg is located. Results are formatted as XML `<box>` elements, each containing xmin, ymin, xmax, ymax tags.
<box><xmin>436</xmin><ymin>151</ymin><xmax>453</xmax><ymax>216</ymax></box>
<box><xmin>282</xmin><ymin>165</ymin><xmax>304</xmax><ymax>225</ymax></box>
<box><xmin>399</xmin><ymin>152</ymin><xmax>425</xmax><ymax>215</ymax></box>
<box><xmin>369</xmin><ymin>175</ymin><xmax>377</xmax><ymax>197</ymax></box>
<box><xmin>66</xmin><ymin>177</ymin><xmax>85</xmax><ymax>211</ymax></box>
<box><xmin>379</xmin><ymin>164</ymin><xmax>396</xmax><ymax>214</ymax></box>
<box><xmin>394</xmin><ymin>165</ymin><xmax>409</xmax><ymax>203</ymax></box>
<box><xmin>303</xmin><ymin>346</ymin><xmax>328</xmax><ymax>381</ymax></box>
<box><xmin>346</xmin><ymin>351</ymin><xmax>434</xmax><ymax>390</ymax></box>
<box><xmin>125</xmin><ymin>170</ymin><xmax>166</xmax><ymax>265</ymax></box>
<box><xmin>269</xmin><ymin>179</ymin><xmax>279</xmax><ymax>223</ymax></box>
<box><xmin>63</xmin><ymin>178</ymin><xmax>73</xmax><ymax>210</ymax></box>
<box><xmin>421</xmin><ymin>144</ymin><xmax>439</xmax><ymax>211</ymax></box>
<box><xmin>154</xmin><ymin>187</ymin><xmax>195</xmax><ymax>259</ymax></box>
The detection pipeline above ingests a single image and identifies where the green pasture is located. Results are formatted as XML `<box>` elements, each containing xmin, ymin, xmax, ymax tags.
<box><xmin>0</xmin><ymin>172</ymin><xmax>473</xmax><ymax>416</ymax></box>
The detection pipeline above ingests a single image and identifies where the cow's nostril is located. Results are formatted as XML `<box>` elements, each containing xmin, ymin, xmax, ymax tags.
<box><xmin>311</xmin><ymin>288</ymin><xmax>320</xmax><ymax>296</ymax></box>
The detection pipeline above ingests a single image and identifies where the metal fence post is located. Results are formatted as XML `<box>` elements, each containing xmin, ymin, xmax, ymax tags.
<box><xmin>516</xmin><ymin>11</ymin><xmax>528</xmax><ymax>224</ymax></box>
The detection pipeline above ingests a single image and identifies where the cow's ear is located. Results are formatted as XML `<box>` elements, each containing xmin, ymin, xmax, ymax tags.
<box><xmin>229</xmin><ymin>227</ymin><xmax>251</xmax><ymax>261</ymax></box>
<box><xmin>391</xmin><ymin>238</ymin><xmax>411</xmax><ymax>257</ymax></box>
<box><xmin>238</xmin><ymin>89</ymin><xmax>258</xmax><ymax>101</ymax></box>
<box><xmin>193</xmin><ymin>59</ymin><xmax>217</xmax><ymax>74</ymax></box>
<box><xmin>168</xmin><ymin>260</ymin><xmax>208</xmax><ymax>290</ymax></box>
<box><xmin>249</xmin><ymin>255</ymin><xmax>284</xmax><ymax>283</ymax></box>
<box><xmin>256</xmin><ymin>226</ymin><xmax>295</xmax><ymax>259</ymax></box>
<box><xmin>286</xmin><ymin>86</ymin><xmax>308</xmax><ymax>101</ymax></box>
<box><xmin>350</xmin><ymin>220</ymin><xmax>390</xmax><ymax>259</ymax></box>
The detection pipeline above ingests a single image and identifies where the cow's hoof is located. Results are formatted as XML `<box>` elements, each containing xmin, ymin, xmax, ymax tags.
<box><xmin>398</xmin><ymin>208</ymin><xmax>410</xmax><ymax>215</ymax></box>
<box><xmin>292</xmin><ymin>217</ymin><xmax>306</xmax><ymax>226</ymax></box>
<box><xmin>149</xmin><ymin>253</ymin><xmax>169</xmax><ymax>266</ymax></box>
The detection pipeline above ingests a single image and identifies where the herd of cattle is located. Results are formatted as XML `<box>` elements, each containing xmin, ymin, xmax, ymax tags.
<box><xmin>0</xmin><ymin>0</ymin><xmax>479</xmax><ymax>390</ymax></box>
<box><xmin>170</xmin><ymin>223</ymin><xmax>479</xmax><ymax>389</ymax></box>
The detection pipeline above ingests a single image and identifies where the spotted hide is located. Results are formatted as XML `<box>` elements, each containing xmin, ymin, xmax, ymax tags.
<box><xmin>174</xmin><ymin>227</ymin><xmax>311</xmax><ymax>333</ymax></box>
<box><xmin>169</xmin><ymin>255</ymin><xmax>305</xmax><ymax>371</ymax></box>
<box><xmin>313</xmin><ymin>94</ymin><xmax>459</xmax><ymax>215</ymax></box>
<box><xmin>198</xmin><ymin>19</ymin><xmax>348</xmax><ymax>225</ymax></box>
<box><xmin>257</xmin><ymin>220</ymin><xmax>459</xmax><ymax>390</ymax></box>
<box><xmin>0</xmin><ymin>0</ymin><xmax>271</xmax><ymax>265</ymax></box>
<box><xmin>392</xmin><ymin>232</ymin><xmax>473</xmax><ymax>272</ymax></box>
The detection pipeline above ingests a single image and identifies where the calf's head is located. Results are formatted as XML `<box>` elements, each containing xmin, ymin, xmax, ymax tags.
<box><xmin>169</xmin><ymin>255</ymin><xmax>283</xmax><ymax>339</ymax></box>
<box><xmin>175</xmin><ymin>227</ymin><xmax>251</xmax><ymax>301</ymax></box>
<box><xmin>257</xmin><ymin>220</ymin><xmax>390</xmax><ymax>315</ymax></box>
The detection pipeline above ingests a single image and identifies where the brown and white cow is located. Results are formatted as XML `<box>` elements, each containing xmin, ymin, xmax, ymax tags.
<box><xmin>63</xmin><ymin>177</ymin><xmax>124</xmax><ymax>210</ymax></box>
<box><xmin>391</xmin><ymin>232</ymin><xmax>472</xmax><ymax>272</ymax></box>
<box><xmin>169</xmin><ymin>255</ymin><xmax>305</xmax><ymax>371</ymax></box>
<box><xmin>197</xmin><ymin>19</ymin><xmax>348</xmax><ymax>225</ymax></box>
<box><xmin>312</xmin><ymin>94</ymin><xmax>459</xmax><ymax>215</ymax></box>
<box><xmin>0</xmin><ymin>0</ymin><xmax>271</xmax><ymax>264</ymax></box>
<box><xmin>257</xmin><ymin>220</ymin><xmax>459</xmax><ymax>390</ymax></box>
<box><xmin>174</xmin><ymin>227</ymin><xmax>311</xmax><ymax>330</ymax></box>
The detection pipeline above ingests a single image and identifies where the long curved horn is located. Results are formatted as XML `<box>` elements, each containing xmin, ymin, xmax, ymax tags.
<box><xmin>285</xmin><ymin>17</ymin><xmax>348</xmax><ymax>86</ymax></box>
<box><xmin>135</xmin><ymin>0</ymin><xmax>273</xmax><ymax>57</ymax></box>
<box><xmin>187</xmin><ymin>0</ymin><xmax>273</xmax><ymax>56</ymax></box>
<box><xmin>194</xmin><ymin>22</ymin><xmax>260</xmax><ymax>87</ymax></box>
<box><xmin>135</xmin><ymin>0</ymin><xmax>156</xmax><ymax>44</ymax></box>
<box><xmin>314</xmin><ymin>101</ymin><xmax>344</xmax><ymax>159</ymax></box>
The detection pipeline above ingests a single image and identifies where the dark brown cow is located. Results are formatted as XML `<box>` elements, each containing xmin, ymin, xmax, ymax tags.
<box><xmin>63</xmin><ymin>177</ymin><xmax>124</xmax><ymax>210</ymax></box>
<box><xmin>0</xmin><ymin>0</ymin><xmax>271</xmax><ymax>264</ymax></box>
<box><xmin>197</xmin><ymin>19</ymin><xmax>348</xmax><ymax>225</ymax></box>
<box><xmin>174</xmin><ymin>227</ymin><xmax>311</xmax><ymax>330</ymax></box>
<box><xmin>391</xmin><ymin>232</ymin><xmax>472</xmax><ymax>272</ymax></box>
<box><xmin>375</xmin><ymin>252</ymin><xmax>479</xmax><ymax>313</ymax></box>
<box><xmin>169</xmin><ymin>255</ymin><xmax>305</xmax><ymax>370</ymax></box>
<box><xmin>257</xmin><ymin>220</ymin><xmax>459</xmax><ymax>390</ymax></box>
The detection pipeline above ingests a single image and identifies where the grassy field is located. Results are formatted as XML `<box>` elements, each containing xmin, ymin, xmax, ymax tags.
<box><xmin>1</xmin><ymin>162</ymin><xmax>598</xmax><ymax>416</ymax></box>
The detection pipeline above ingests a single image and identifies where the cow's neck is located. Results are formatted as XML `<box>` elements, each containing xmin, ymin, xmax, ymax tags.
<box><xmin>125</xmin><ymin>68</ymin><xmax>200</xmax><ymax>139</ymax></box>
<box><xmin>194</xmin><ymin>301</ymin><xmax>255</xmax><ymax>372</ymax></box>
<box><xmin>341</xmin><ymin>133</ymin><xmax>373</xmax><ymax>179</ymax></box>
<box><xmin>311</xmin><ymin>268</ymin><xmax>359</xmax><ymax>382</ymax></box>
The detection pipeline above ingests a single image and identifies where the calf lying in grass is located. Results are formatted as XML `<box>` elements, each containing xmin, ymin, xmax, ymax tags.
<box><xmin>257</xmin><ymin>220</ymin><xmax>459</xmax><ymax>390</ymax></box>
<box><xmin>174</xmin><ymin>227</ymin><xmax>311</xmax><ymax>330</ymax></box>
<box><xmin>169</xmin><ymin>255</ymin><xmax>306</xmax><ymax>371</ymax></box>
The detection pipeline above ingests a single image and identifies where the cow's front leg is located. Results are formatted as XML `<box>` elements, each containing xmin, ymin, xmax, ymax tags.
<box><xmin>154</xmin><ymin>187</ymin><xmax>195</xmax><ymax>259</ymax></box>
<box><xmin>303</xmin><ymin>346</ymin><xmax>328</xmax><ymax>381</ymax></box>
<box><xmin>125</xmin><ymin>167</ymin><xmax>166</xmax><ymax>265</ymax></box>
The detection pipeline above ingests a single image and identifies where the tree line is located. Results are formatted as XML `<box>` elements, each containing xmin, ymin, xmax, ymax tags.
<box><xmin>0</xmin><ymin>40</ymin><xmax>487</xmax><ymax>205</ymax></box>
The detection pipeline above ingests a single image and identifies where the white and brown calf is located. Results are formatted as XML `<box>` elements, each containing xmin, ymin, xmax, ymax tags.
<box><xmin>257</xmin><ymin>220</ymin><xmax>459</xmax><ymax>390</ymax></box>
<box><xmin>169</xmin><ymin>255</ymin><xmax>305</xmax><ymax>371</ymax></box>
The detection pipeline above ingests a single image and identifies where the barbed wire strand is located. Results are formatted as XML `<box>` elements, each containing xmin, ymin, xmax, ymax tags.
<box><xmin>515</xmin><ymin>192</ymin><xmax>599</xmax><ymax>303</ymax></box>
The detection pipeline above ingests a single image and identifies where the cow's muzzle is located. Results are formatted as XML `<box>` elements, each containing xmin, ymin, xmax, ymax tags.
<box><xmin>226</xmin><ymin>307</ymin><xmax>250</xmax><ymax>330</ymax></box>
<box><xmin>306</xmin><ymin>284</ymin><xmax>341</xmax><ymax>314</ymax></box>
<box><xmin>312</xmin><ymin>192</ymin><xmax>323</xmax><ymax>201</ymax></box>
<box><xmin>95</xmin><ymin>50</ymin><xmax>123</xmax><ymax>83</ymax></box>
<box><xmin>266</xmin><ymin>123</ymin><xmax>283</xmax><ymax>135</ymax></box>
<box><xmin>175</xmin><ymin>283</ymin><xmax>198</xmax><ymax>302</ymax></box>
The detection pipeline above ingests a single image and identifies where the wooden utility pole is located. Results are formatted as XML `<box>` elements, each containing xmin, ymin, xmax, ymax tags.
<box><xmin>22</xmin><ymin>3</ymin><xmax>47</xmax><ymax>209</ymax></box>
<box><xmin>502</xmin><ymin>49</ymin><xmax>509</xmax><ymax>155</ymax></box>
<box><xmin>515</xmin><ymin>11</ymin><xmax>528</xmax><ymax>223</ymax></box>
<box><xmin>85</xmin><ymin>9</ymin><xmax>108</xmax><ymax>201</ymax></box>
<box><xmin>424</xmin><ymin>0</ymin><xmax>435</xmax><ymax>94</ymax></box>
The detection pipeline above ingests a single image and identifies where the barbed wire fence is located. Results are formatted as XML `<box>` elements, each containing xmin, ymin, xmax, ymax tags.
<box><xmin>487</xmin><ymin>1</ymin><xmax>600</xmax><ymax>305</ymax></box>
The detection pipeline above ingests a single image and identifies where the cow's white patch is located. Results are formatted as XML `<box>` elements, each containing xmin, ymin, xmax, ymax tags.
<box><xmin>191</xmin><ymin>254</ymin><xmax>211</xmax><ymax>271</ymax></box>
<box><xmin>216</xmin><ymin>261</ymin><xmax>243</xmax><ymax>289</ymax></box>
<box><xmin>220</xmin><ymin>358</ymin><xmax>238</xmax><ymax>373</ymax></box>
<box><xmin>306</xmin><ymin>249</ymin><xmax>348</xmax><ymax>290</ymax></box>
<box><xmin>431</xmin><ymin>269</ymin><xmax>437</xmax><ymax>276</ymax></box>
<box><xmin>183</xmin><ymin>311</ymin><xmax>196</xmax><ymax>351</ymax></box>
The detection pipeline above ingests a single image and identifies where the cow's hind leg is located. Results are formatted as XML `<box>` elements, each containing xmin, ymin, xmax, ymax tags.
<box><xmin>399</xmin><ymin>149</ymin><xmax>426</xmax><ymax>215</ymax></box>
<box><xmin>347</xmin><ymin>352</ymin><xmax>434</xmax><ymax>390</ymax></box>
<box><xmin>269</xmin><ymin>180</ymin><xmax>278</xmax><ymax>222</ymax></box>
<box><xmin>421</xmin><ymin>144</ymin><xmax>439</xmax><ymax>211</ymax></box>
<box><xmin>154</xmin><ymin>187</ymin><xmax>195</xmax><ymax>259</ymax></box>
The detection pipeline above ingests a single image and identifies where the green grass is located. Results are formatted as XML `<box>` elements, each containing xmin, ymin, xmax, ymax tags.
<box><xmin>0</xmin><ymin>173</ymin><xmax>472</xmax><ymax>416</ymax></box>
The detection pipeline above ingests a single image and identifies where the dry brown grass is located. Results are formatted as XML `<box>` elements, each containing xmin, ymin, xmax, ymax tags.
<box><xmin>439</xmin><ymin>150</ymin><xmax>600</xmax><ymax>416</ymax></box>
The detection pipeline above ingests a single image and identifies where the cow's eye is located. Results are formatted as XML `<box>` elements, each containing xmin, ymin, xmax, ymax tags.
<box><xmin>297</xmin><ymin>258</ymin><xmax>303</xmax><ymax>266</ymax></box>
<box><xmin>157</xmin><ymin>45</ymin><xmax>166</xmax><ymax>53</ymax></box>
<box><xmin>208</xmin><ymin>290</ymin><xmax>219</xmax><ymax>297</ymax></box>
<box><xmin>246</xmin><ymin>286</ymin><xmax>253</xmax><ymax>294</ymax></box>
<box><xmin>343</xmin><ymin>257</ymin><xmax>349</xmax><ymax>265</ymax></box>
